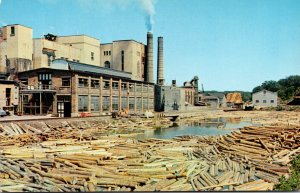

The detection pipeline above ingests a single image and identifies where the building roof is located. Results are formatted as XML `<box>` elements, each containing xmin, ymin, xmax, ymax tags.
<box><xmin>67</xmin><ymin>60</ymin><xmax>132</xmax><ymax>79</ymax></box>
<box><xmin>204</xmin><ymin>96</ymin><xmax>219</xmax><ymax>100</ymax></box>
<box><xmin>101</xmin><ymin>39</ymin><xmax>145</xmax><ymax>46</ymax></box>
<box><xmin>226</xmin><ymin>93</ymin><xmax>243</xmax><ymax>104</ymax></box>
<box><xmin>3</xmin><ymin>24</ymin><xmax>32</xmax><ymax>29</ymax></box>
<box><xmin>253</xmin><ymin>89</ymin><xmax>277</xmax><ymax>95</ymax></box>
<box><xmin>0</xmin><ymin>80</ymin><xmax>18</xmax><ymax>85</ymax></box>
<box><xmin>207</xmin><ymin>92</ymin><xmax>225</xmax><ymax>99</ymax></box>
<box><xmin>18</xmin><ymin>59</ymin><xmax>142</xmax><ymax>81</ymax></box>
<box><xmin>287</xmin><ymin>98</ymin><xmax>300</xmax><ymax>105</ymax></box>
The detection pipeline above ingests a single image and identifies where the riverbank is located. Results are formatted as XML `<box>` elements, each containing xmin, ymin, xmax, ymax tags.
<box><xmin>0</xmin><ymin>110</ymin><xmax>299</xmax><ymax>191</ymax></box>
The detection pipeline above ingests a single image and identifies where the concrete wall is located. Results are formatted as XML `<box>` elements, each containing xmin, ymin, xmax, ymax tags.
<box><xmin>100</xmin><ymin>43</ymin><xmax>113</xmax><ymax>68</ymax></box>
<box><xmin>155</xmin><ymin>85</ymin><xmax>185</xmax><ymax>112</ymax></box>
<box><xmin>33</xmin><ymin>39</ymin><xmax>81</xmax><ymax>69</ymax></box>
<box><xmin>252</xmin><ymin>90</ymin><xmax>278</xmax><ymax>107</ymax></box>
<box><xmin>56</xmin><ymin>35</ymin><xmax>100</xmax><ymax>66</ymax></box>
<box><xmin>0</xmin><ymin>25</ymin><xmax>33</xmax><ymax>73</ymax></box>
<box><xmin>0</xmin><ymin>82</ymin><xmax>18</xmax><ymax>110</ymax></box>
<box><xmin>101</xmin><ymin>40</ymin><xmax>145</xmax><ymax>81</ymax></box>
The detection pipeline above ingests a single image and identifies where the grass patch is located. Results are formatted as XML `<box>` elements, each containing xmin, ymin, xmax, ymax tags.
<box><xmin>275</xmin><ymin>154</ymin><xmax>300</xmax><ymax>191</ymax></box>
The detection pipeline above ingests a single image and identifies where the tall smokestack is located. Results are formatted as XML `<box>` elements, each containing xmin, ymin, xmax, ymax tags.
<box><xmin>157</xmin><ymin>36</ymin><xmax>164</xmax><ymax>85</ymax></box>
<box><xmin>146</xmin><ymin>32</ymin><xmax>153</xmax><ymax>83</ymax></box>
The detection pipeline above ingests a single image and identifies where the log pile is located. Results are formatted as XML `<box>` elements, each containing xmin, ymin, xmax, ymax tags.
<box><xmin>0</xmin><ymin>114</ymin><xmax>299</xmax><ymax>191</ymax></box>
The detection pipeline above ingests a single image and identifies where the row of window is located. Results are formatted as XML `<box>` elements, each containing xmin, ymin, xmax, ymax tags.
<box><xmin>255</xmin><ymin>99</ymin><xmax>275</xmax><ymax>103</ymax></box>
<box><xmin>104</xmin><ymin>51</ymin><xmax>111</xmax><ymax>56</ymax></box>
<box><xmin>78</xmin><ymin>95</ymin><xmax>154</xmax><ymax>112</ymax></box>
<box><xmin>78</xmin><ymin>78</ymin><xmax>153</xmax><ymax>91</ymax></box>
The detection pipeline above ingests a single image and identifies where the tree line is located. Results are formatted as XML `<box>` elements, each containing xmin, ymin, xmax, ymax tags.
<box><xmin>252</xmin><ymin>75</ymin><xmax>300</xmax><ymax>102</ymax></box>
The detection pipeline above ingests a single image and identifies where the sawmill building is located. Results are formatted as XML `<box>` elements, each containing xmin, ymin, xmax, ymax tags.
<box><xmin>18</xmin><ymin>59</ymin><xmax>154</xmax><ymax>117</ymax></box>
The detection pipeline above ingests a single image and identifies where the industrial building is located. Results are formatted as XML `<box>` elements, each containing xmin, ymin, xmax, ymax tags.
<box><xmin>18</xmin><ymin>59</ymin><xmax>154</xmax><ymax>117</ymax></box>
<box><xmin>0</xmin><ymin>23</ymin><xmax>200</xmax><ymax>116</ymax></box>
<box><xmin>0</xmin><ymin>24</ymin><xmax>152</xmax><ymax>83</ymax></box>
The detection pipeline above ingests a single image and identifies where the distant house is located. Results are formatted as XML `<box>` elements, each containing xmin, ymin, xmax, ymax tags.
<box><xmin>287</xmin><ymin>93</ymin><xmax>300</xmax><ymax>105</ymax></box>
<box><xmin>226</xmin><ymin>92</ymin><xmax>244</xmax><ymax>109</ymax></box>
<box><xmin>201</xmin><ymin>92</ymin><xmax>227</xmax><ymax>108</ymax></box>
<box><xmin>252</xmin><ymin>90</ymin><xmax>278</xmax><ymax>107</ymax></box>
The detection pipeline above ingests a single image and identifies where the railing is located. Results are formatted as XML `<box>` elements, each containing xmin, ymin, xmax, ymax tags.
<box><xmin>20</xmin><ymin>85</ymin><xmax>56</xmax><ymax>90</ymax></box>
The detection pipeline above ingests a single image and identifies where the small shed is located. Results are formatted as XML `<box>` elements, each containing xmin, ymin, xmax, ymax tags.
<box><xmin>226</xmin><ymin>93</ymin><xmax>244</xmax><ymax>109</ymax></box>
<box><xmin>287</xmin><ymin>93</ymin><xmax>300</xmax><ymax>105</ymax></box>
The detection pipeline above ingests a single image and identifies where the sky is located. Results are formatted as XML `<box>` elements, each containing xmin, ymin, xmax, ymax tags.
<box><xmin>0</xmin><ymin>0</ymin><xmax>300</xmax><ymax>91</ymax></box>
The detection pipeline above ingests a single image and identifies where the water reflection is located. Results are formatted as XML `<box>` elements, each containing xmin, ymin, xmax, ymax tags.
<box><xmin>136</xmin><ymin>117</ymin><xmax>255</xmax><ymax>140</ymax></box>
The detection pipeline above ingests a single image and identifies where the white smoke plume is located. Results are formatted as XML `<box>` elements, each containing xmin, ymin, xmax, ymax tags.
<box><xmin>77</xmin><ymin>0</ymin><xmax>156</xmax><ymax>32</ymax></box>
<box><xmin>139</xmin><ymin>0</ymin><xmax>156</xmax><ymax>32</ymax></box>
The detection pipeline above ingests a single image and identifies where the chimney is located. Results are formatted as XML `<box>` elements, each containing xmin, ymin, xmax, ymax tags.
<box><xmin>172</xmin><ymin>80</ymin><xmax>176</xmax><ymax>87</ymax></box>
<box><xmin>146</xmin><ymin>32</ymin><xmax>153</xmax><ymax>83</ymax></box>
<box><xmin>157</xmin><ymin>36</ymin><xmax>164</xmax><ymax>86</ymax></box>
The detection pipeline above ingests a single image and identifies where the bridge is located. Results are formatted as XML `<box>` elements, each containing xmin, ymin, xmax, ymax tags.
<box><xmin>155</xmin><ymin>113</ymin><xmax>180</xmax><ymax>122</ymax></box>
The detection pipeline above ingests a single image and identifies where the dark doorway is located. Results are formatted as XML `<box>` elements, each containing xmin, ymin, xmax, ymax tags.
<box><xmin>6</xmin><ymin>88</ymin><xmax>11</xmax><ymax>106</ymax></box>
<box><xmin>64</xmin><ymin>102</ymin><xmax>71</xmax><ymax>117</ymax></box>
<box><xmin>57</xmin><ymin>96</ymin><xmax>71</xmax><ymax>117</ymax></box>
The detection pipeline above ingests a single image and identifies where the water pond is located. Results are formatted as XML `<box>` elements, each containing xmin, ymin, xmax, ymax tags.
<box><xmin>136</xmin><ymin>117</ymin><xmax>259</xmax><ymax>140</ymax></box>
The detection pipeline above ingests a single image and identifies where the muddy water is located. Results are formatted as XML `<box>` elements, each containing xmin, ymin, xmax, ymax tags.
<box><xmin>136</xmin><ymin>117</ymin><xmax>258</xmax><ymax>139</ymax></box>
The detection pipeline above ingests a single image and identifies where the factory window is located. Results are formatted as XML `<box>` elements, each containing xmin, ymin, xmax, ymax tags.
<box><xmin>271</xmin><ymin>100</ymin><xmax>274</xmax><ymax>103</ymax></box>
<box><xmin>121</xmin><ymin>83</ymin><xmax>128</xmax><ymax>91</ymax></box>
<box><xmin>263</xmin><ymin>100</ymin><xmax>267</xmax><ymax>103</ymax></box>
<box><xmin>78</xmin><ymin>78</ymin><xmax>88</xmax><ymax>87</ymax></box>
<box><xmin>91</xmin><ymin>52</ymin><xmax>94</xmax><ymax>61</ymax></box>
<box><xmin>148</xmin><ymin>98</ymin><xmax>154</xmax><ymax>109</ymax></box>
<box><xmin>137</xmin><ymin>61</ymin><xmax>140</xmax><ymax>75</ymax></box>
<box><xmin>112</xmin><ymin>96</ymin><xmax>119</xmax><ymax>111</ymax></box>
<box><xmin>136</xmin><ymin>85</ymin><xmax>142</xmax><ymax>92</ymax></box>
<box><xmin>103</xmin><ymin>51</ymin><xmax>106</xmax><ymax>56</ymax></box>
<box><xmin>91</xmin><ymin>79</ymin><xmax>100</xmax><ymax>88</ymax></box>
<box><xmin>136</xmin><ymin>97</ymin><xmax>142</xmax><ymax>110</ymax></box>
<box><xmin>255</xmin><ymin>100</ymin><xmax>259</xmax><ymax>103</ymax></box>
<box><xmin>91</xmin><ymin>96</ymin><xmax>99</xmax><ymax>112</ymax></box>
<box><xmin>104</xmin><ymin>61</ymin><xmax>110</xmax><ymax>68</ymax></box>
<box><xmin>103</xmin><ymin>81</ymin><xmax>110</xmax><ymax>89</ymax></box>
<box><xmin>10</xmin><ymin>26</ymin><xmax>15</xmax><ymax>36</ymax></box>
<box><xmin>121</xmin><ymin>97</ymin><xmax>128</xmax><ymax>109</ymax></box>
<box><xmin>148</xmin><ymin>86</ymin><xmax>154</xmax><ymax>93</ymax></box>
<box><xmin>38</xmin><ymin>73</ymin><xmax>52</xmax><ymax>86</ymax></box>
<box><xmin>121</xmin><ymin>50</ymin><xmax>124</xmax><ymax>71</ymax></box>
<box><xmin>112</xmin><ymin>82</ymin><xmax>119</xmax><ymax>90</ymax></box>
<box><xmin>129</xmin><ymin>84</ymin><xmax>135</xmax><ymax>92</ymax></box>
<box><xmin>143</xmin><ymin>98</ymin><xmax>148</xmax><ymax>109</ymax></box>
<box><xmin>109</xmin><ymin>51</ymin><xmax>111</xmax><ymax>55</ymax></box>
<box><xmin>129</xmin><ymin>97</ymin><xmax>135</xmax><ymax>110</ymax></box>
<box><xmin>61</xmin><ymin>77</ymin><xmax>71</xmax><ymax>87</ymax></box>
<box><xmin>102</xmin><ymin>96</ymin><xmax>110</xmax><ymax>111</ymax></box>
<box><xmin>78</xmin><ymin>95</ymin><xmax>88</xmax><ymax>112</ymax></box>
<box><xmin>143</xmin><ymin>85</ymin><xmax>148</xmax><ymax>93</ymax></box>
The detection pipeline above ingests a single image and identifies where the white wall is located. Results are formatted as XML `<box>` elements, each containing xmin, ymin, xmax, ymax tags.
<box><xmin>252</xmin><ymin>90</ymin><xmax>278</xmax><ymax>107</ymax></box>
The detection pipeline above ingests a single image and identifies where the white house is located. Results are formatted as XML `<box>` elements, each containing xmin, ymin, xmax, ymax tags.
<box><xmin>252</xmin><ymin>90</ymin><xmax>278</xmax><ymax>107</ymax></box>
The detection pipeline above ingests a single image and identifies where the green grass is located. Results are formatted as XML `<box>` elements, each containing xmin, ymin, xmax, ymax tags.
<box><xmin>275</xmin><ymin>154</ymin><xmax>300</xmax><ymax>191</ymax></box>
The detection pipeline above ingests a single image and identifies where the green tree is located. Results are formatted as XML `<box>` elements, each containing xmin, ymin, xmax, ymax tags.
<box><xmin>252</xmin><ymin>86</ymin><xmax>262</xmax><ymax>93</ymax></box>
<box><xmin>261</xmin><ymin>80</ymin><xmax>280</xmax><ymax>92</ymax></box>
<box><xmin>252</xmin><ymin>75</ymin><xmax>300</xmax><ymax>102</ymax></box>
